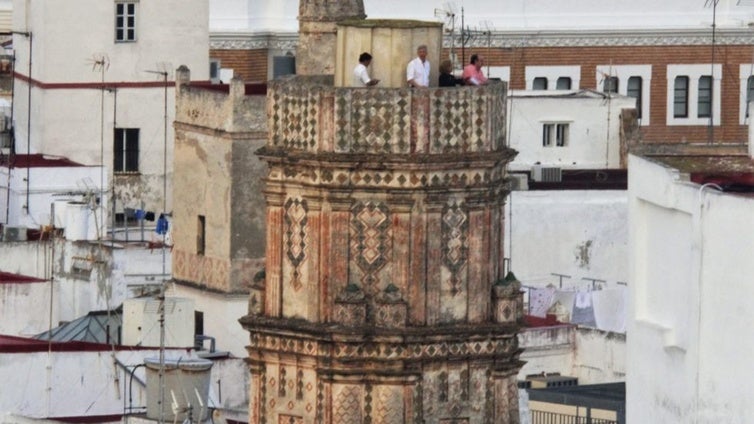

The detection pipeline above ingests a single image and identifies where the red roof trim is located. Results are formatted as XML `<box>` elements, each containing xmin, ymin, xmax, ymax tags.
<box><xmin>13</xmin><ymin>71</ymin><xmax>209</xmax><ymax>90</ymax></box>
<box><xmin>0</xmin><ymin>271</ymin><xmax>47</xmax><ymax>284</ymax></box>
<box><xmin>0</xmin><ymin>334</ymin><xmax>194</xmax><ymax>353</ymax></box>
<box><xmin>48</xmin><ymin>414</ymin><xmax>123</xmax><ymax>423</ymax></box>
<box><xmin>0</xmin><ymin>154</ymin><xmax>86</xmax><ymax>168</ymax></box>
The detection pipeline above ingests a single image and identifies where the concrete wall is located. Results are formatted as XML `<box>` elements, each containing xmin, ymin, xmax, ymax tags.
<box><xmin>173</xmin><ymin>76</ymin><xmax>268</xmax><ymax>294</ymax></box>
<box><xmin>518</xmin><ymin>325</ymin><xmax>625</xmax><ymax>385</ymax></box>
<box><xmin>508</xmin><ymin>92</ymin><xmax>636</xmax><ymax>171</ymax></box>
<box><xmin>505</xmin><ymin>190</ymin><xmax>628</xmax><ymax>288</ymax></box>
<box><xmin>169</xmin><ymin>283</ymin><xmax>250</xmax><ymax>358</ymax></box>
<box><xmin>628</xmin><ymin>154</ymin><xmax>754</xmax><ymax>423</ymax></box>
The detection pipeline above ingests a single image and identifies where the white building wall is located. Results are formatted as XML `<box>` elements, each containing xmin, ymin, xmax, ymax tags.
<box><xmin>0</xmin><ymin>238</ymin><xmax>171</xmax><ymax>337</ymax></box>
<box><xmin>507</xmin><ymin>92</ymin><xmax>634</xmax><ymax>171</ymax></box>
<box><xmin>11</xmin><ymin>0</ymin><xmax>207</xmax><ymax>213</ymax></box>
<box><xmin>0</xmin><ymin>164</ymin><xmax>106</xmax><ymax>229</ymax></box>
<box><xmin>518</xmin><ymin>325</ymin><xmax>625</xmax><ymax>384</ymax></box>
<box><xmin>628</xmin><ymin>154</ymin><xmax>754</xmax><ymax>423</ymax></box>
<box><xmin>168</xmin><ymin>283</ymin><xmax>249</xmax><ymax>358</ymax></box>
<box><xmin>505</xmin><ymin>190</ymin><xmax>628</xmax><ymax>288</ymax></box>
<box><xmin>574</xmin><ymin>328</ymin><xmax>626</xmax><ymax>384</ymax></box>
<box><xmin>0</xmin><ymin>281</ymin><xmax>51</xmax><ymax>336</ymax></box>
<box><xmin>0</xmin><ymin>347</ymin><xmax>189</xmax><ymax>419</ymax></box>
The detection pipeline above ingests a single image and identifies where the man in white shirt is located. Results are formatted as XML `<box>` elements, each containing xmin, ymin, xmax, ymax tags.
<box><xmin>352</xmin><ymin>52</ymin><xmax>380</xmax><ymax>87</ymax></box>
<box><xmin>406</xmin><ymin>45</ymin><xmax>430</xmax><ymax>87</ymax></box>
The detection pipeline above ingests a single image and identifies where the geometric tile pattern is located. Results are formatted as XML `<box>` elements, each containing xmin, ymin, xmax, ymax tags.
<box><xmin>350</xmin><ymin>201</ymin><xmax>391</xmax><ymax>295</ymax></box>
<box><xmin>268</xmin><ymin>79</ymin><xmax>507</xmax><ymax>155</ymax></box>
<box><xmin>374</xmin><ymin>385</ymin><xmax>403</xmax><ymax>424</ymax></box>
<box><xmin>429</xmin><ymin>87</ymin><xmax>494</xmax><ymax>153</ymax></box>
<box><xmin>441</xmin><ymin>201</ymin><xmax>469</xmax><ymax>296</ymax></box>
<box><xmin>172</xmin><ymin>249</ymin><xmax>230</xmax><ymax>292</ymax></box>
<box><xmin>278</xmin><ymin>415</ymin><xmax>303</xmax><ymax>424</ymax></box>
<box><xmin>248</xmin><ymin>333</ymin><xmax>518</xmax><ymax>361</ymax></box>
<box><xmin>284</xmin><ymin>197</ymin><xmax>308</xmax><ymax>291</ymax></box>
<box><xmin>269</xmin><ymin>82</ymin><xmax>319</xmax><ymax>151</ymax></box>
<box><xmin>267</xmin><ymin>164</ymin><xmax>508</xmax><ymax>191</ymax></box>
<box><xmin>333</xmin><ymin>385</ymin><xmax>362</xmax><ymax>424</ymax></box>
<box><xmin>334</xmin><ymin>88</ymin><xmax>411</xmax><ymax>153</ymax></box>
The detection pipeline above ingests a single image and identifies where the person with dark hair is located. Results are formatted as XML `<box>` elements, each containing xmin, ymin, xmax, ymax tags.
<box><xmin>353</xmin><ymin>52</ymin><xmax>380</xmax><ymax>87</ymax></box>
<box><xmin>462</xmin><ymin>54</ymin><xmax>488</xmax><ymax>86</ymax></box>
<box><xmin>439</xmin><ymin>59</ymin><xmax>459</xmax><ymax>87</ymax></box>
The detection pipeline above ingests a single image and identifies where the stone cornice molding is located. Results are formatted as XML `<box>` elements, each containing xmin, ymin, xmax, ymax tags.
<box><xmin>211</xmin><ymin>28</ymin><xmax>754</xmax><ymax>50</ymax></box>
<box><xmin>473</xmin><ymin>28</ymin><xmax>754</xmax><ymax>48</ymax></box>
<box><xmin>210</xmin><ymin>31</ymin><xmax>298</xmax><ymax>50</ymax></box>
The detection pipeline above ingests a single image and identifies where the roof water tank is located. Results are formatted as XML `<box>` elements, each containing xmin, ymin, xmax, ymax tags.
<box><xmin>144</xmin><ymin>357</ymin><xmax>213</xmax><ymax>422</ymax></box>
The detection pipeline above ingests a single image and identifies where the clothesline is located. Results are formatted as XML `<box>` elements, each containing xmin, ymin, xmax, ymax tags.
<box><xmin>522</xmin><ymin>284</ymin><xmax>627</xmax><ymax>333</ymax></box>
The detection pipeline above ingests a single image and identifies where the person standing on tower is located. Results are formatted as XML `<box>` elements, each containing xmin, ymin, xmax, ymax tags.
<box><xmin>353</xmin><ymin>52</ymin><xmax>380</xmax><ymax>87</ymax></box>
<box><xmin>462</xmin><ymin>54</ymin><xmax>488</xmax><ymax>86</ymax></box>
<box><xmin>406</xmin><ymin>45</ymin><xmax>430</xmax><ymax>87</ymax></box>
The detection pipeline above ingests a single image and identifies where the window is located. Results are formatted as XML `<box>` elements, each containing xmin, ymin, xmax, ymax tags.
<box><xmin>542</xmin><ymin>123</ymin><xmax>569</xmax><ymax>147</ymax></box>
<box><xmin>533</xmin><ymin>77</ymin><xmax>548</xmax><ymax>90</ymax></box>
<box><xmin>197</xmin><ymin>215</ymin><xmax>206</xmax><ymax>255</ymax></box>
<box><xmin>115</xmin><ymin>2</ymin><xmax>136</xmax><ymax>42</ymax></box>
<box><xmin>603</xmin><ymin>76</ymin><xmax>619</xmax><ymax>93</ymax></box>
<box><xmin>113</xmin><ymin>128</ymin><xmax>139</xmax><ymax>173</ymax></box>
<box><xmin>210</xmin><ymin>59</ymin><xmax>221</xmax><ymax>83</ymax></box>
<box><xmin>697</xmin><ymin>75</ymin><xmax>712</xmax><ymax>118</ymax></box>
<box><xmin>627</xmin><ymin>76</ymin><xmax>643</xmax><ymax>119</ymax></box>
<box><xmin>556</xmin><ymin>77</ymin><xmax>571</xmax><ymax>90</ymax></box>
<box><xmin>674</xmin><ymin>76</ymin><xmax>689</xmax><ymax>118</ymax></box>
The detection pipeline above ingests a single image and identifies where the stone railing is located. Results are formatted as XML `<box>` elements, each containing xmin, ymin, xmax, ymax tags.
<box><xmin>267</xmin><ymin>76</ymin><xmax>507</xmax><ymax>155</ymax></box>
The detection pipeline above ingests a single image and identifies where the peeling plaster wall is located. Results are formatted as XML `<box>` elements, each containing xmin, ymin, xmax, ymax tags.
<box><xmin>173</xmin><ymin>76</ymin><xmax>268</xmax><ymax>294</ymax></box>
<box><xmin>0</xmin><ymin>238</ymin><xmax>170</xmax><ymax>338</ymax></box>
<box><xmin>574</xmin><ymin>327</ymin><xmax>625</xmax><ymax>384</ymax></box>
<box><xmin>505</xmin><ymin>190</ymin><xmax>628</xmax><ymax>288</ymax></box>
<box><xmin>518</xmin><ymin>325</ymin><xmax>625</xmax><ymax>385</ymax></box>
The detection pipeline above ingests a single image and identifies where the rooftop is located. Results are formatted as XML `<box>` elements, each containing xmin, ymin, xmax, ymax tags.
<box><xmin>641</xmin><ymin>152</ymin><xmax>754</xmax><ymax>193</ymax></box>
<box><xmin>528</xmin><ymin>381</ymin><xmax>626</xmax><ymax>411</ymax></box>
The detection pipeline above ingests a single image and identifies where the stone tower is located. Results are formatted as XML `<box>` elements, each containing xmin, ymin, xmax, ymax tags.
<box><xmin>241</xmin><ymin>14</ymin><xmax>524</xmax><ymax>424</ymax></box>
<box><xmin>297</xmin><ymin>0</ymin><xmax>366</xmax><ymax>75</ymax></box>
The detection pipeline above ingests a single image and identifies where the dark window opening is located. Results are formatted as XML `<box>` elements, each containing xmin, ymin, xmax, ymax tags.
<box><xmin>674</xmin><ymin>76</ymin><xmax>689</xmax><ymax>118</ymax></box>
<box><xmin>627</xmin><ymin>76</ymin><xmax>643</xmax><ymax>119</ymax></box>
<box><xmin>114</xmin><ymin>128</ymin><xmax>139</xmax><ymax>173</ymax></box>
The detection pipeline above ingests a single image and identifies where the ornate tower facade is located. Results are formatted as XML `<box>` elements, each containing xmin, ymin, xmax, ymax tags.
<box><xmin>241</xmin><ymin>16</ymin><xmax>524</xmax><ymax>424</ymax></box>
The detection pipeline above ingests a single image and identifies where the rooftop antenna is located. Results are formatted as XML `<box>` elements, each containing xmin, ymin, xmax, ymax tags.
<box><xmin>144</xmin><ymin>63</ymin><xmax>170</xmax><ymax>424</ymax></box>
<box><xmin>480</xmin><ymin>20</ymin><xmax>494</xmax><ymax>75</ymax></box>
<box><xmin>434</xmin><ymin>2</ymin><xmax>458</xmax><ymax>67</ymax></box>
<box><xmin>90</xmin><ymin>53</ymin><xmax>109</xmax><ymax>240</ymax></box>
<box><xmin>705</xmin><ymin>0</ymin><xmax>719</xmax><ymax>144</ymax></box>
<box><xmin>597</xmin><ymin>63</ymin><xmax>616</xmax><ymax>168</ymax></box>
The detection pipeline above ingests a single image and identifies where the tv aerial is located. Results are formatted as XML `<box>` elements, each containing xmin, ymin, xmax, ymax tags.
<box><xmin>434</xmin><ymin>2</ymin><xmax>458</xmax><ymax>67</ymax></box>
